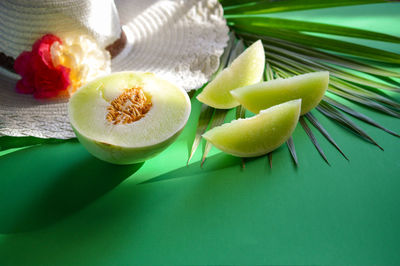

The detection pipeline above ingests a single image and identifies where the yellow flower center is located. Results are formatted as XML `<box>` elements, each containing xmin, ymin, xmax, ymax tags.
<box><xmin>50</xmin><ymin>34</ymin><xmax>111</xmax><ymax>96</ymax></box>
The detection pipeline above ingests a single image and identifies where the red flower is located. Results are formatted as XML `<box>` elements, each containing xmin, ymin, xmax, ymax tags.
<box><xmin>14</xmin><ymin>34</ymin><xmax>71</xmax><ymax>99</ymax></box>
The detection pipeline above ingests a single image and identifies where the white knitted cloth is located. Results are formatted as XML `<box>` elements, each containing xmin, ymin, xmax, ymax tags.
<box><xmin>0</xmin><ymin>0</ymin><xmax>229</xmax><ymax>139</ymax></box>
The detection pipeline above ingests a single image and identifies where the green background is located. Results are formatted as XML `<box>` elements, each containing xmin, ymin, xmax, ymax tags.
<box><xmin>1</xmin><ymin>3</ymin><xmax>400</xmax><ymax>265</ymax></box>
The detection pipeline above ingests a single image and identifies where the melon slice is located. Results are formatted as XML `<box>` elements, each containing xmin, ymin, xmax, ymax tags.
<box><xmin>202</xmin><ymin>100</ymin><xmax>301</xmax><ymax>157</ymax></box>
<box><xmin>68</xmin><ymin>72</ymin><xmax>191</xmax><ymax>164</ymax></box>
<box><xmin>196</xmin><ymin>40</ymin><xmax>265</xmax><ymax>109</ymax></box>
<box><xmin>231</xmin><ymin>71</ymin><xmax>329</xmax><ymax>115</ymax></box>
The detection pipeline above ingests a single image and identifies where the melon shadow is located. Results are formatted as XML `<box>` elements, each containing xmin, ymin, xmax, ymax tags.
<box><xmin>0</xmin><ymin>141</ymin><xmax>142</xmax><ymax>234</ymax></box>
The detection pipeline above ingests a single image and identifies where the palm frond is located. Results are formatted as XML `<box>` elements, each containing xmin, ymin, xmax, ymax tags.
<box><xmin>223</xmin><ymin>0</ymin><xmax>390</xmax><ymax>15</ymax></box>
<box><xmin>258</xmin><ymin>42</ymin><xmax>400</xmax><ymax>92</ymax></box>
<box><xmin>227</xmin><ymin>16</ymin><xmax>400</xmax><ymax>43</ymax></box>
<box><xmin>214</xmin><ymin>31</ymin><xmax>237</xmax><ymax>75</ymax></box>
<box><xmin>327</xmin><ymin>86</ymin><xmax>400</xmax><ymax>118</ymax></box>
<box><xmin>228</xmin><ymin>39</ymin><xmax>246</xmax><ymax>66</ymax></box>
<box><xmin>241</xmin><ymin>32</ymin><xmax>400</xmax><ymax>78</ymax></box>
<box><xmin>305</xmin><ymin>112</ymin><xmax>349</xmax><ymax>160</ymax></box>
<box><xmin>317</xmin><ymin>101</ymin><xmax>384</xmax><ymax>150</ymax></box>
<box><xmin>233</xmin><ymin>26</ymin><xmax>400</xmax><ymax>63</ymax></box>
<box><xmin>192</xmin><ymin>1</ymin><xmax>399</xmax><ymax>167</ymax></box>
<box><xmin>267</xmin><ymin>152</ymin><xmax>273</xmax><ymax>168</ymax></box>
<box><xmin>187</xmin><ymin>104</ymin><xmax>214</xmax><ymax>165</ymax></box>
<box><xmin>286</xmin><ymin>136</ymin><xmax>298</xmax><ymax>165</ymax></box>
<box><xmin>235</xmin><ymin>105</ymin><xmax>247</xmax><ymax>167</ymax></box>
<box><xmin>299</xmin><ymin>116</ymin><xmax>330</xmax><ymax>165</ymax></box>
<box><xmin>236</xmin><ymin>105</ymin><xmax>246</xmax><ymax>120</ymax></box>
<box><xmin>323</xmin><ymin>97</ymin><xmax>400</xmax><ymax>137</ymax></box>
<box><xmin>201</xmin><ymin>109</ymin><xmax>229</xmax><ymax>166</ymax></box>
<box><xmin>265</xmin><ymin>62</ymin><xmax>275</xmax><ymax>81</ymax></box>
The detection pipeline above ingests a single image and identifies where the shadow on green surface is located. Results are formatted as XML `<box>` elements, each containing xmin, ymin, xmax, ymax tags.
<box><xmin>0</xmin><ymin>152</ymin><xmax>276</xmax><ymax>265</ymax></box>
<box><xmin>0</xmin><ymin>141</ymin><xmax>143</xmax><ymax>234</ymax></box>
<box><xmin>0</xmin><ymin>136</ymin><xmax>76</xmax><ymax>152</ymax></box>
<box><xmin>140</xmin><ymin>152</ymin><xmax>244</xmax><ymax>185</ymax></box>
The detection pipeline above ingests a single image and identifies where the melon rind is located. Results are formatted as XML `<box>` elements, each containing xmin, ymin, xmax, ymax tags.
<box><xmin>72</xmin><ymin>126</ymin><xmax>184</xmax><ymax>165</ymax></box>
<box><xmin>196</xmin><ymin>40</ymin><xmax>265</xmax><ymax>109</ymax></box>
<box><xmin>202</xmin><ymin>100</ymin><xmax>301</xmax><ymax>157</ymax></box>
<box><xmin>68</xmin><ymin>71</ymin><xmax>191</xmax><ymax>164</ymax></box>
<box><xmin>231</xmin><ymin>71</ymin><xmax>329</xmax><ymax>115</ymax></box>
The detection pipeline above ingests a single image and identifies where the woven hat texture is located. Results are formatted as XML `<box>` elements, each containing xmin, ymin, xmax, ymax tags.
<box><xmin>0</xmin><ymin>0</ymin><xmax>228</xmax><ymax>139</ymax></box>
<box><xmin>0</xmin><ymin>0</ymin><xmax>121</xmax><ymax>59</ymax></box>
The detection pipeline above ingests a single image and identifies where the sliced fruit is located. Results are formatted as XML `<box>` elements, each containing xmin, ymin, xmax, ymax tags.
<box><xmin>68</xmin><ymin>71</ymin><xmax>191</xmax><ymax>164</ymax></box>
<box><xmin>202</xmin><ymin>99</ymin><xmax>301</xmax><ymax>157</ymax></box>
<box><xmin>196</xmin><ymin>40</ymin><xmax>265</xmax><ymax>109</ymax></box>
<box><xmin>231</xmin><ymin>71</ymin><xmax>329</xmax><ymax>115</ymax></box>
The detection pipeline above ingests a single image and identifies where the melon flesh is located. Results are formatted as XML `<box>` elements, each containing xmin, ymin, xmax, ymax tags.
<box><xmin>231</xmin><ymin>71</ymin><xmax>329</xmax><ymax>115</ymax></box>
<box><xmin>68</xmin><ymin>72</ymin><xmax>191</xmax><ymax>164</ymax></box>
<box><xmin>202</xmin><ymin>100</ymin><xmax>301</xmax><ymax>157</ymax></box>
<box><xmin>196</xmin><ymin>40</ymin><xmax>265</xmax><ymax>109</ymax></box>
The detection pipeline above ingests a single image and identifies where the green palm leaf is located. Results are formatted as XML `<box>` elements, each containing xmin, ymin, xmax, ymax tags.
<box><xmin>227</xmin><ymin>16</ymin><xmax>400</xmax><ymax>43</ymax></box>
<box><xmin>187</xmin><ymin>104</ymin><xmax>214</xmax><ymax>165</ymax></box>
<box><xmin>223</xmin><ymin>0</ymin><xmax>389</xmax><ymax>15</ymax></box>
<box><xmin>258</xmin><ymin>43</ymin><xmax>400</xmax><ymax>91</ymax></box>
<box><xmin>305</xmin><ymin>112</ymin><xmax>349</xmax><ymax>160</ymax></box>
<box><xmin>201</xmin><ymin>109</ymin><xmax>229</xmax><ymax>166</ymax></box>
<box><xmin>191</xmin><ymin>0</ymin><xmax>399</xmax><ymax>167</ymax></box>
<box><xmin>300</xmin><ymin>116</ymin><xmax>330</xmax><ymax>165</ymax></box>
<box><xmin>240</xmin><ymin>32</ymin><xmax>400</xmax><ymax>78</ymax></box>
<box><xmin>286</xmin><ymin>136</ymin><xmax>298</xmax><ymax>165</ymax></box>
<box><xmin>317</xmin><ymin>101</ymin><xmax>384</xmax><ymax>150</ymax></box>
<box><xmin>323</xmin><ymin>97</ymin><xmax>400</xmax><ymax>137</ymax></box>
<box><xmin>233</xmin><ymin>26</ymin><xmax>400</xmax><ymax>63</ymax></box>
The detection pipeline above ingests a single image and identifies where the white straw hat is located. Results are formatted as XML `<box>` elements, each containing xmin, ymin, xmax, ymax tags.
<box><xmin>0</xmin><ymin>0</ymin><xmax>122</xmax><ymax>59</ymax></box>
<box><xmin>0</xmin><ymin>0</ymin><xmax>228</xmax><ymax>139</ymax></box>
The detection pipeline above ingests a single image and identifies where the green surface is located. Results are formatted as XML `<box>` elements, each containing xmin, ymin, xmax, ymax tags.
<box><xmin>1</xmin><ymin>3</ymin><xmax>400</xmax><ymax>265</ymax></box>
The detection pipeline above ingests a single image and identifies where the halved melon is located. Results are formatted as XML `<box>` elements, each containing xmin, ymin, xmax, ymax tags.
<box><xmin>196</xmin><ymin>40</ymin><xmax>265</xmax><ymax>109</ymax></box>
<box><xmin>202</xmin><ymin>100</ymin><xmax>301</xmax><ymax>157</ymax></box>
<box><xmin>68</xmin><ymin>72</ymin><xmax>191</xmax><ymax>164</ymax></box>
<box><xmin>231</xmin><ymin>71</ymin><xmax>329</xmax><ymax>115</ymax></box>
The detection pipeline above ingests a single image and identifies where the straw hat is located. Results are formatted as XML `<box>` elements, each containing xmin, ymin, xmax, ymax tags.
<box><xmin>0</xmin><ymin>0</ymin><xmax>228</xmax><ymax>139</ymax></box>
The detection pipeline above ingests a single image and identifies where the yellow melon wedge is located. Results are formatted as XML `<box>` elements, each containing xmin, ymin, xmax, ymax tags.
<box><xmin>231</xmin><ymin>71</ymin><xmax>329</xmax><ymax>115</ymax></box>
<box><xmin>202</xmin><ymin>99</ymin><xmax>301</xmax><ymax>157</ymax></box>
<box><xmin>196</xmin><ymin>40</ymin><xmax>265</xmax><ymax>109</ymax></box>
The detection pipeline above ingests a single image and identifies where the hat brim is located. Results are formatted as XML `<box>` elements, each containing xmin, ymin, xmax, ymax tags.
<box><xmin>0</xmin><ymin>0</ymin><xmax>228</xmax><ymax>139</ymax></box>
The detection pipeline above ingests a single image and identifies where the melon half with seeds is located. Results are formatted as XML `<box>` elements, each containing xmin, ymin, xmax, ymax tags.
<box><xmin>68</xmin><ymin>72</ymin><xmax>191</xmax><ymax>164</ymax></box>
<box><xmin>202</xmin><ymin>100</ymin><xmax>301</xmax><ymax>157</ymax></box>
